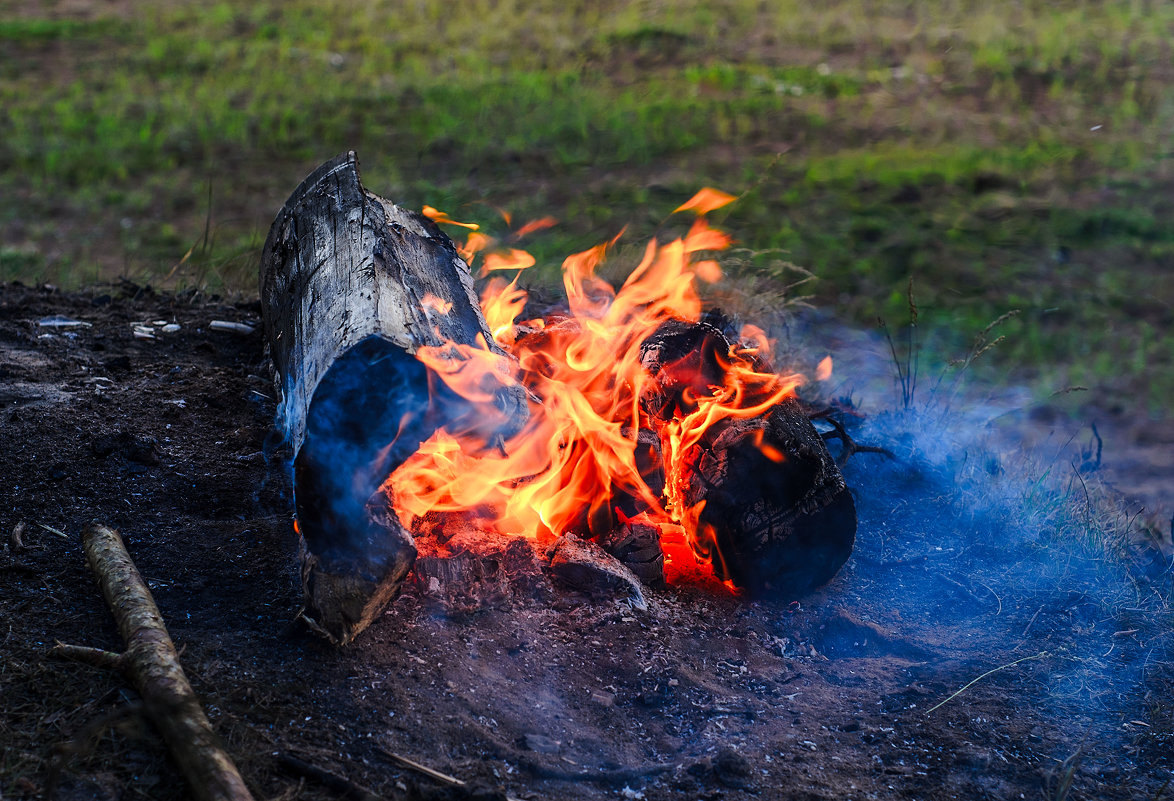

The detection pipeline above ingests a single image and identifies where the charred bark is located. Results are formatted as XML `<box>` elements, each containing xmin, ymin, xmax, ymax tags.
<box><xmin>260</xmin><ymin>152</ymin><xmax>527</xmax><ymax>643</ymax></box>
<box><xmin>52</xmin><ymin>525</ymin><xmax>254</xmax><ymax>801</ymax></box>
<box><xmin>639</xmin><ymin>319</ymin><xmax>856</xmax><ymax>597</ymax></box>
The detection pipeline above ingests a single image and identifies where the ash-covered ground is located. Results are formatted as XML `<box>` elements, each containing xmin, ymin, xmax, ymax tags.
<box><xmin>1</xmin><ymin>282</ymin><xmax>1171</xmax><ymax>801</ymax></box>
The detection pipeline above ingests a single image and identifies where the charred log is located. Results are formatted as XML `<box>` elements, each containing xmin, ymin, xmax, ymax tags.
<box><xmin>411</xmin><ymin>522</ymin><xmax>549</xmax><ymax>611</ymax></box>
<box><xmin>260</xmin><ymin>152</ymin><xmax>527</xmax><ymax>643</ymax></box>
<box><xmin>639</xmin><ymin>320</ymin><xmax>856</xmax><ymax>597</ymax></box>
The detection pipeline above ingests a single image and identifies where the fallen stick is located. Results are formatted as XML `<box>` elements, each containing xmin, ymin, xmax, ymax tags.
<box><xmin>51</xmin><ymin>524</ymin><xmax>254</xmax><ymax>801</ymax></box>
<box><xmin>275</xmin><ymin>752</ymin><xmax>381</xmax><ymax>801</ymax></box>
<box><xmin>378</xmin><ymin>748</ymin><xmax>524</xmax><ymax>801</ymax></box>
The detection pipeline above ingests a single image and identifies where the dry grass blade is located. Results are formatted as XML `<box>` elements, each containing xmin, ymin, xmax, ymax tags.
<box><xmin>926</xmin><ymin>651</ymin><xmax>1051</xmax><ymax>714</ymax></box>
<box><xmin>36</xmin><ymin>522</ymin><xmax>70</xmax><ymax>540</ymax></box>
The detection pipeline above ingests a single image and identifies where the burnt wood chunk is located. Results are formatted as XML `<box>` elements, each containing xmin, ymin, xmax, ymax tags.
<box><xmin>260</xmin><ymin>152</ymin><xmax>527</xmax><ymax>643</ymax></box>
<box><xmin>547</xmin><ymin>534</ymin><xmax>648</xmax><ymax>609</ymax></box>
<box><xmin>297</xmin><ymin>495</ymin><xmax>417</xmax><ymax>645</ymax></box>
<box><xmin>639</xmin><ymin>319</ymin><xmax>856</xmax><ymax>598</ymax></box>
<box><xmin>411</xmin><ymin>522</ymin><xmax>549</xmax><ymax>611</ymax></box>
<box><xmin>600</xmin><ymin>521</ymin><xmax>665</xmax><ymax>586</ymax></box>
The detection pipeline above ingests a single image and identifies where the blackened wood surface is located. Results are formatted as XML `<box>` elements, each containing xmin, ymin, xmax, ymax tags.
<box><xmin>639</xmin><ymin>320</ymin><xmax>856</xmax><ymax>597</ymax></box>
<box><xmin>679</xmin><ymin>399</ymin><xmax>856</xmax><ymax>597</ymax></box>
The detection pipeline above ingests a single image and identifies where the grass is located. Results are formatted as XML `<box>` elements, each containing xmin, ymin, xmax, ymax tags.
<box><xmin>0</xmin><ymin>0</ymin><xmax>1171</xmax><ymax>406</ymax></box>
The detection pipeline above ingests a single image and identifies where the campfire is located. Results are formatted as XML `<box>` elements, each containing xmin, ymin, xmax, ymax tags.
<box><xmin>260</xmin><ymin>153</ymin><xmax>855</xmax><ymax>643</ymax></box>
<box><xmin>22</xmin><ymin>154</ymin><xmax>1172</xmax><ymax>801</ymax></box>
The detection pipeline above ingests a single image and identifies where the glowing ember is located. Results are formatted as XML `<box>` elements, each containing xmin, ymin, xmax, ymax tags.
<box><xmin>380</xmin><ymin>190</ymin><xmax>807</xmax><ymax>579</ymax></box>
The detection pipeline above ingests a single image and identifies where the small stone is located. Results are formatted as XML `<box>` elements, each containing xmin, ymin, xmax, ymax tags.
<box><xmin>521</xmin><ymin>733</ymin><xmax>561</xmax><ymax>754</ymax></box>
<box><xmin>9</xmin><ymin>521</ymin><xmax>26</xmax><ymax>553</ymax></box>
<box><xmin>38</xmin><ymin>315</ymin><xmax>91</xmax><ymax>328</ymax></box>
<box><xmin>713</xmin><ymin>747</ymin><xmax>753</xmax><ymax>789</ymax></box>
<box><xmin>589</xmin><ymin>689</ymin><xmax>615</xmax><ymax>707</ymax></box>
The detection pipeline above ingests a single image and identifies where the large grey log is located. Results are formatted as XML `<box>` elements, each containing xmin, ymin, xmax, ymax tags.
<box><xmin>260</xmin><ymin>152</ymin><xmax>527</xmax><ymax>643</ymax></box>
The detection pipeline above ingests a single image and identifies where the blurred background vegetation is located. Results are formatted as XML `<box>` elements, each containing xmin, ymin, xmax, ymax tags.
<box><xmin>1</xmin><ymin>0</ymin><xmax>1171</xmax><ymax>407</ymax></box>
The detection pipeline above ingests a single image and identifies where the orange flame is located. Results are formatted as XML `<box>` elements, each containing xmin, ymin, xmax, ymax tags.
<box><xmin>422</xmin><ymin>205</ymin><xmax>480</xmax><ymax>230</ymax></box>
<box><xmin>456</xmin><ymin>231</ymin><xmax>493</xmax><ymax>267</ymax></box>
<box><xmin>481</xmin><ymin>248</ymin><xmax>537</xmax><ymax>277</ymax></box>
<box><xmin>513</xmin><ymin>217</ymin><xmax>557</xmax><ymax>239</ymax></box>
<box><xmin>381</xmin><ymin>192</ymin><xmax>803</xmax><ymax>579</ymax></box>
<box><xmin>673</xmin><ymin>187</ymin><xmax>737</xmax><ymax>216</ymax></box>
<box><xmin>816</xmin><ymin>355</ymin><xmax>833</xmax><ymax>382</ymax></box>
<box><xmin>421</xmin><ymin>293</ymin><xmax>453</xmax><ymax>316</ymax></box>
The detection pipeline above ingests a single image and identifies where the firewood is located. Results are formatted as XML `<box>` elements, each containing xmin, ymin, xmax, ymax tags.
<box><xmin>410</xmin><ymin>522</ymin><xmax>549</xmax><ymax>611</ymax></box>
<box><xmin>51</xmin><ymin>524</ymin><xmax>254</xmax><ymax>801</ymax></box>
<box><xmin>638</xmin><ymin>319</ymin><xmax>856</xmax><ymax>597</ymax></box>
<box><xmin>260</xmin><ymin>152</ymin><xmax>528</xmax><ymax>643</ymax></box>
<box><xmin>599</xmin><ymin>520</ymin><xmax>665</xmax><ymax>585</ymax></box>
<box><xmin>546</xmin><ymin>534</ymin><xmax>648</xmax><ymax>609</ymax></box>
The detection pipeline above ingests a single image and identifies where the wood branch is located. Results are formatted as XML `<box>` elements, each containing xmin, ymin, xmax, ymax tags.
<box><xmin>639</xmin><ymin>319</ymin><xmax>856</xmax><ymax>597</ymax></box>
<box><xmin>51</xmin><ymin>642</ymin><xmax>126</xmax><ymax>672</ymax></box>
<box><xmin>807</xmin><ymin>407</ymin><xmax>896</xmax><ymax>466</ymax></box>
<box><xmin>275</xmin><ymin>752</ymin><xmax>381</xmax><ymax>801</ymax></box>
<box><xmin>260</xmin><ymin>152</ymin><xmax>528</xmax><ymax>643</ymax></box>
<box><xmin>378</xmin><ymin>748</ymin><xmax>526</xmax><ymax>801</ymax></box>
<box><xmin>60</xmin><ymin>524</ymin><xmax>254</xmax><ymax>801</ymax></box>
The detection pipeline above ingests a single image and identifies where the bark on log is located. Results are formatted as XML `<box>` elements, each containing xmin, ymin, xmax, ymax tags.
<box><xmin>639</xmin><ymin>319</ymin><xmax>856</xmax><ymax>597</ymax></box>
<box><xmin>51</xmin><ymin>524</ymin><xmax>254</xmax><ymax>801</ymax></box>
<box><xmin>259</xmin><ymin>152</ymin><xmax>527</xmax><ymax>643</ymax></box>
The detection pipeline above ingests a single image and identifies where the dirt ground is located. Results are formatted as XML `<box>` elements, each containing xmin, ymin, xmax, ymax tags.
<box><xmin>1</xmin><ymin>281</ymin><xmax>1171</xmax><ymax>801</ymax></box>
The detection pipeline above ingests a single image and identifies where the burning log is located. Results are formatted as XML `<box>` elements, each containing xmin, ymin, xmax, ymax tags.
<box><xmin>639</xmin><ymin>319</ymin><xmax>856</xmax><ymax>597</ymax></box>
<box><xmin>262</xmin><ymin>155</ymin><xmax>851</xmax><ymax>619</ymax></box>
<box><xmin>260</xmin><ymin>152</ymin><xmax>527</xmax><ymax>643</ymax></box>
<box><xmin>51</xmin><ymin>525</ymin><xmax>254</xmax><ymax>801</ymax></box>
<box><xmin>600</xmin><ymin>520</ymin><xmax>665</xmax><ymax>586</ymax></box>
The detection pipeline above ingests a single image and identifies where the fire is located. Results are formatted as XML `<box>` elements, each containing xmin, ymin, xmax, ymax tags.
<box><xmin>380</xmin><ymin>189</ymin><xmax>806</xmax><ymax>578</ymax></box>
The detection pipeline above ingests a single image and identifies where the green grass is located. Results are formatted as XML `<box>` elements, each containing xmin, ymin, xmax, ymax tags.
<box><xmin>0</xmin><ymin>0</ymin><xmax>1171</xmax><ymax>405</ymax></box>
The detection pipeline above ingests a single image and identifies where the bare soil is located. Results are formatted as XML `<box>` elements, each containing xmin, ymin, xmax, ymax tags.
<box><xmin>1</xmin><ymin>282</ymin><xmax>1171</xmax><ymax>801</ymax></box>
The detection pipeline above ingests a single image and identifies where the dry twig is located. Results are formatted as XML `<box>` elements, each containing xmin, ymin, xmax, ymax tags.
<box><xmin>275</xmin><ymin>752</ymin><xmax>380</xmax><ymax>801</ymax></box>
<box><xmin>807</xmin><ymin>409</ymin><xmax>895</xmax><ymax>466</ymax></box>
<box><xmin>378</xmin><ymin>747</ymin><xmax>524</xmax><ymax>801</ymax></box>
<box><xmin>50</xmin><ymin>523</ymin><xmax>254</xmax><ymax>801</ymax></box>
